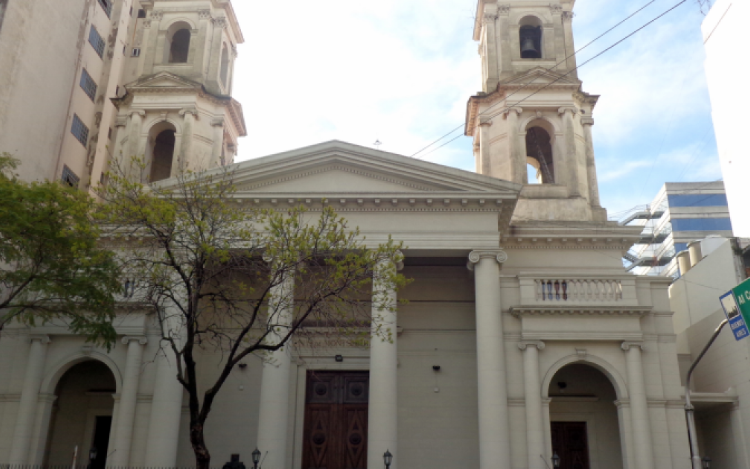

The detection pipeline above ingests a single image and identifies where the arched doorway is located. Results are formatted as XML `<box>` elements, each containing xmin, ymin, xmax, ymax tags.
<box><xmin>45</xmin><ymin>361</ymin><xmax>116</xmax><ymax>469</ymax></box>
<box><xmin>547</xmin><ymin>364</ymin><xmax>623</xmax><ymax>469</ymax></box>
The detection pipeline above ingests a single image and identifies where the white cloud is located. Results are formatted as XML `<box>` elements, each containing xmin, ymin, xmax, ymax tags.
<box><xmin>599</xmin><ymin>160</ymin><xmax>652</xmax><ymax>183</ymax></box>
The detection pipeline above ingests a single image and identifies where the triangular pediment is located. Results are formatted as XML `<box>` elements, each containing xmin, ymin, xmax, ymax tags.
<box><xmin>213</xmin><ymin>141</ymin><xmax>522</xmax><ymax>197</ymax></box>
<box><xmin>126</xmin><ymin>72</ymin><xmax>202</xmax><ymax>92</ymax></box>
<box><xmin>502</xmin><ymin>67</ymin><xmax>579</xmax><ymax>87</ymax></box>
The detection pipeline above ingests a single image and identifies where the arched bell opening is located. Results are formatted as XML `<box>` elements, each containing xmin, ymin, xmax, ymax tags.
<box><xmin>165</xmin><ymin>22</ymin><xmax>192</xmax><ymax>64</ymax></box>
<box><xmin>548</xmin><ymin>364</ymin><xmax>624</xmax><ymax>469</ymax></box>
<box><xmin>525</xmin><ymin>125</ymin><xmax>555</xmax><ymax>183</ymax></box>
<box><xmin>220</xmin><ymin>44</ymin><xmax>230</xmax><ymax>90</ymax></box>
<box><xmin>147</xmin><ymin>121</ymin><xmax>177</xmax><ymax>182</ymax></box>
<box><xmin>45</xmin><ymin>361</ymin><xmax>116</xmax><ymax>469</ymax></box>
<box><xmin>527</xmin><ymin>158</ymin><xmax>542</xmax><ymax>184</ymax></box>
<box><xmin>519</xmin><ymin>16</ymin><xmax>543</xmax><ymax>59</ymax></box>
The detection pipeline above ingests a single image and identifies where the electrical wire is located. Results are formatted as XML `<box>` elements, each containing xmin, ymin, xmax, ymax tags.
<box><xmin>411</xmin><ymin>0</ymin><xmax>661</xmax><ymax>158</ymax></box>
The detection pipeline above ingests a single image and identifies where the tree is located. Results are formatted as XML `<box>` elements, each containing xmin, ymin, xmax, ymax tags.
<box><xmin>97</xmin><ymin>160</ymin><xmax>407</xmax><ymax>469</ymax></box>
<box><xmin>0</xmin><ymin>154</ymin><xmax>120</xmax><ymax>344</ymax></box>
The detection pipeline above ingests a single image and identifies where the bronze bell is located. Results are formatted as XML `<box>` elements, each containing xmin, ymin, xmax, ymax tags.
<box><xmin>521</xmin><ymin>37</ymin><xmax>541</xmax><ymax>59</ymax></box>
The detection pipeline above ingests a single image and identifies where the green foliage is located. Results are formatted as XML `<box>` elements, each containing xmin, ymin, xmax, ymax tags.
<box><xmin>97</xmin><ymin>157</ymin><xmax>408</xmax><ymax>468</ymax></box>
<box><xmin>0</xmin><ymin>154</ymin><xmax>120</xmax><ymax>346</ymax></box>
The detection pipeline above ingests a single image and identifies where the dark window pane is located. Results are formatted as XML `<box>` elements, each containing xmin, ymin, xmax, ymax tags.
<box><xmin>671</xmin><ymin>218</ymin><xmax>733</xmax><ymax>232</ymax></box>
<box><xmin>89</xmin><ymin>26</ymin><xmax>106</xmax><ymax>58</ymax></box>
<box><xmin>71</xmin><ymin>114</ymin><xmax>89</xmax><ymax>147</ymax></box>
<box><xmin>667</xmin><ymin>193</ymin><xmax>729</xmax><ymax>207</ymax></box>
<box><xmin>80</xmin><ymin>69</ymin><xmax>98</xmax><ymax>101</ymax></box>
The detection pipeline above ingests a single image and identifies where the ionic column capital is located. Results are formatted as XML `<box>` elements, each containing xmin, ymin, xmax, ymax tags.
<box><xmin>621</xmin><ymin>341</ymin><xmax>645</xmax><ymax>352</ymax></box>
<box><xmin>179</xmin><ymin>108</ymin><xmax>198</xmax><ymax>119</ymax></box>
<box><xmin>129</xmin><ymin>110</ymin><xmax>146</xmax><ymax>119</ymax></box>
<box><xmin>581</xmin><ymin>116</ymin><xmax>595</xmax><ymax>126</ymax></box>
<box><xmin>29</xmin><ymin>335</ymin><xmax>51</xmax><ymax>345</ymax></box>
<box><xmin>479</xmin><ymin>115</ymin><xmax>494</xmax><ymax>127</ymax></box>
<box><xmin>122</xmin><ymin>336</ymin><xmax>148</xmax><ymax>346</ymax></box>
<box><xmin>503</xmin><ymin>106</ymin><xmax>523</xmax><ymax>119</ymax></box>
<box><xmin>558</xmin><ymin>106</ymin><xmax>577</xmax><ymax>117</ymax></box>
<box><xmin>467</xmin><ymin>249</ymin><xmax>508</xmax><ymax>270</ymax></box>
<box><xmin>518</xmin><ymin>340</ymin><xmax>545</xmax><ymax>351</ymax></box>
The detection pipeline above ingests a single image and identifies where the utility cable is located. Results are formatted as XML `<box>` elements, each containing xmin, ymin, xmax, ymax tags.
<box><xmin>411</xmin><ymin>0</ymin><xmax>658</xmax><ymax>158</ymax></box>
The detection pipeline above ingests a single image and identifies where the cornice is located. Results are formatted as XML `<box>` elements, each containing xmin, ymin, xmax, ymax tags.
<box><xmin>510</xmin><ymin>306</ymin><xmax>652</xmax><ymax>317</ymax></box>
<box><xmin>239</xmin><ymin>163</ymin><xmax>440</xmax><ymax>192</ymax></box>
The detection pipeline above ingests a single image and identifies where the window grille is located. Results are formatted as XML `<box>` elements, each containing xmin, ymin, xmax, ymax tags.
<box><xmin>79</xmin><ymin>69</ymin><xmax>98</xmax><ymax>101</ymax></box>
<box><xmin>97</xmin><ymin>0</ymin><xmax>112</xmax><ymax>18</ymax></box>
<box><xmin>71</xmin><ymin>114</ymin><xmax>89</xmax><ymax>147</ymax></box>
<box><xmin>132</xmin><ymin>48</ymin><xmax>141</xmax><ymax>57</ymax></box>
<box><xmin>89</xmin><ymin>26</ymin><xmax>106</xmax><ymax>58</ymax></box>
<box><xmin>61</xmin><ymin>166</ymin><xmax>80</xmax><ymax>188</ymax></box>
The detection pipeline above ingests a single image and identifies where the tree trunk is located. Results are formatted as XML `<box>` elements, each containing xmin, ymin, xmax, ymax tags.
<box><xmin>191</xmin><ymin>421</ymin><xmax>211</xmax><ymax>469</ymax></box>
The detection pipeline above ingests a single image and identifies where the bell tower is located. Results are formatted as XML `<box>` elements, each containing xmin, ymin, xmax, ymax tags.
<box><xmin>110</xmin><ymin>0</ymin><xmax>247</xmax><ymax>183</ymax></box>
<box><xmin>465</xmin><ymin>0</ymin><xmax>607</xmax><ymax>222</ymax></box>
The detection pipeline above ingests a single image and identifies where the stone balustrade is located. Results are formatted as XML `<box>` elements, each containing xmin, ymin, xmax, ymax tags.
<box><xmin>533</xmin><ymin>278</ymin><xmax>624</xmax><ymax>302</ymax></box>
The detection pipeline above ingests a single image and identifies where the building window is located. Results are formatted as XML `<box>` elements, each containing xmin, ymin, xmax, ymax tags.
<box><xmin>89</xmin><ymin>26</ymin><xmax>106</xmax><ymax>58</ymax></box>
<box><xmin>61</xmin><ymin>166</ymin><xmax>80</xmax><ymax>188</ymax></box>
<box><xmin>671</xmin><ymin>218</ymin><xmax>733</xmax><ymax>232</ymax></box>
<box><xmin>97</xmin><ymin>0</ymin><xmax>111</xmax><ymax>18</ymax></box>
<box><xmin>0</xmin><ymin>0</ymin><xmax>8</xmax><ymax>32</ymax></box>
<box><xmin>79</xmin><ymin>69</ymin><xmax>98</xmax><ymax>101</ymax></box>
<box><xmin>168</xmin><ymin>28</ymin><xmax>191</xmax><ymax>63</ymax></box>
<box><xmin>138</xmin><ymin>9</ymin><xmax>146</xmax><ymax>19</ymax></box>
<box><xmin>71</xmin><ymin>114</ymin><xmax>90</xmax><ymax>147</ymax></box>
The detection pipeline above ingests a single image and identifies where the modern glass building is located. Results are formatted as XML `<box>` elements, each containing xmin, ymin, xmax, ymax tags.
<box><xmin>622</xmin><ymin>181</ymin><xmax>733</xmax><ymax>277</ymax></box>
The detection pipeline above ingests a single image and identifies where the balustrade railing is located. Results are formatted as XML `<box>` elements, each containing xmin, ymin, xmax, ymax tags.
<box><xmin>534</xmin><ymin>278</ymin><xmax>623</xmax><ymax>302</ymax></box>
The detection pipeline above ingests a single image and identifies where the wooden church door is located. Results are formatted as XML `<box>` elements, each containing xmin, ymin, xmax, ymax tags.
<box><xmin>303</xmin><ymin>371</ymin><xmax>369</xmax><ymax>469</ymax></box>
<box><xmin>551</xmin><ymin>422</ymin><xmax>591</xmax><ymax>469</ymax></box>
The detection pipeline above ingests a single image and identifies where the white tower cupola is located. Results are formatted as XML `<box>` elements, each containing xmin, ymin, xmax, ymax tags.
<box><xmin>111</xmin><ymin>0</ymin><xmax>247</xmax><ymax>183</ymax></box>
<box><xmin>466</xmin><ymin>0</ymin><xmax>607</xmax><ymax>222</ymax></box>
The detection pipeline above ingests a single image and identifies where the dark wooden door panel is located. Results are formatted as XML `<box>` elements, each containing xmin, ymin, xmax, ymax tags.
<box><xmin>551</xmin><ymin>422</ymin><xmax>590</xmax><ymax>469</ymax></box>
<box><xmin>303</xmin><ymin>372</ymin><xmax>369</xmax><ymax>469</ymax></box>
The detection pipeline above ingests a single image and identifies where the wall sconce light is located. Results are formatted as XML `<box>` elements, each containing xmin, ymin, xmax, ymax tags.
<box><xmin>335</xmin><ymin>355</ymin><xmax>344</xmax><ymax>362</ymax></box>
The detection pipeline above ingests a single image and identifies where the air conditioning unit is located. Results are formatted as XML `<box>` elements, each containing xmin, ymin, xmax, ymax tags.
<box><xmin>132</xmin><ymin>48</ymin><xmax>141</xmax><ymax>57</ymax></box>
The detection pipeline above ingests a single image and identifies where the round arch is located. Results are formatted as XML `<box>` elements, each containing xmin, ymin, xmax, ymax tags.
<box><xmin>41</xmin><ymin>352</ymin><xmax>123</xmax><ymax>395</ymax></box>
<box><xmin>518</xmin><ymin>14</ymin><xmax>544</xmax><ymax>27</ymax></box>
<box><xmin>162</xmin><ymin>18</ymin><xmax>197</xmax><ymax>32</ymax></box>
<box><xmin>519</xmin><ymin>115</ymin><xmax>560</xmax><ymax>138</ymax></box>
<box><xmin>541</xmin><ymin>353</ymin><xmax>629</xmax><ymax>400</ymax></box>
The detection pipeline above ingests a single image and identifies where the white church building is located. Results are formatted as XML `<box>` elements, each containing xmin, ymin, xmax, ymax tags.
<box><xmin>0</xmin><ymin>1</ymin><xmax>697</xmax><ymax>469</ymax></box>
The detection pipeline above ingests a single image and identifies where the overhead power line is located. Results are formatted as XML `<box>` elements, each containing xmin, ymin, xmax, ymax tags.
<box><xmin>412</xmin><ymin>0</ymin><xmax>688</xmax><ymax>159</ymax></box>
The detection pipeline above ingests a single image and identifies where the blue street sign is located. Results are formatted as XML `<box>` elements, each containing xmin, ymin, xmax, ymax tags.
<box><xmin>721</xmin><ymin>291</ymin><xmax>749</xmax><ymax>341</ymax></box>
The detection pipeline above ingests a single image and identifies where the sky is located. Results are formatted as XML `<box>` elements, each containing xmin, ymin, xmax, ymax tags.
<box><xmin>230</xmin><ymin>0</ymin><xmax>722</xmax><ymax>221</ymax></box>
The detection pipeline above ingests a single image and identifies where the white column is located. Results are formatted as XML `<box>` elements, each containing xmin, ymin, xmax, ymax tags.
<box><xmin>581</xmin><ymin>117</ymin><xmax>601</xmax><ymax>207</ymax></box>
<box><xmin>731</xmin><ymin>402</ymin><xmax>750</xmax><ymax>469</ymax></box>
<box><xmin>144</xmin><ymin>308</ymin><xmax>185</xmax><ymax>467</ymax></box>
<box><xmin>468</xmin><ymin>250</ymin><xmax>511</xmax><ymax>469</ymax></box>
<box><xmin>519</xmin><ymin>341</ymin><xmax>546</xmax><ymax>469</ymax></box>
<box><xmin>109</xmin><ymin>336</ymin><xmax>147</xmax><ymax>467</ymax></box>
<box><xmin>367</xmin><ymin>256</ymin><xmax>401</xmax><ymax>469</ymax></box>
<box><xmin>256</xmin><ymin>271</ymin><xmax>295</xmax><ymax>469</ymax></box>
<box><xmin>621</xmin><ymin>342</ymin><xmax>655</xmax><ymax>469</ymax></box>
<box><xmin>558</xmin><ymin>106</ymin><xmax>580</xmax><ymax>196</ymax></box>
<box><xmin>178</xmin><ymin>108</ymin><xmax>196</xmax><ymax>174</ymax></box>
<box><xmin>9</xmin><ymin>335</ymin><xmax>50</xmax><ymax>464</ymax></box>
<box><xmin>211</xmin><ymin>119</ymin><xmax>225</xmax><ymax>167</ymax></box>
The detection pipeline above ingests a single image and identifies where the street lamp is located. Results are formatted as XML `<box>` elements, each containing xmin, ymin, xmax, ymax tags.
<box><xmin>551</xmin><ymin>452</ymin><xmax>561</xmax><ymax>468</ymax></box>
<box><xmin>252</xmin><ymin>448</ymin><xmax>261</xmax><ymax>469</ymax></box>
<box><xmin>702</xmin><ymin>456</ymin><xmax>712</xmax><ymax>469</ymax></box>
<box><xmin>383</xmin><ymin>450</ymin><xmax>393</xmax><ymax>469</ymax></box>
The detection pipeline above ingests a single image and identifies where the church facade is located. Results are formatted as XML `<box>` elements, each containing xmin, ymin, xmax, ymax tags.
<box><xmin>0</xmin><ymin>1</ymin><xmax>696</xmax><ymax>469</ymax></box>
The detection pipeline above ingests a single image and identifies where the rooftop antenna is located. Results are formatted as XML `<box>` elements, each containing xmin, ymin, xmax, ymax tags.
<box><xmin>374</xmin><ymin>139</ymin><xmax>382</xmax><ymax>150</ymax></box>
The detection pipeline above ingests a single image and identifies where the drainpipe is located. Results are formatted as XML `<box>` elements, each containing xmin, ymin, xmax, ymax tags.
<box><xmin>685</xmin><ymin>318</ymin><xmax>728</xmax><ymax>469</ymax></box>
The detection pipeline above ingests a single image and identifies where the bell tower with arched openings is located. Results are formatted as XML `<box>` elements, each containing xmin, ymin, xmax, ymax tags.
<box><xmin>109</xmin><ymin>0</ymin><xmax>247</xmax><ymax>183</ymax></box>
<box><xmin>465</xmin><ymin>0</ymin><xmax>606</xmax><ymax>222</ymax></box>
